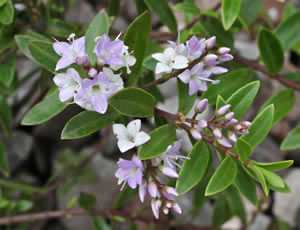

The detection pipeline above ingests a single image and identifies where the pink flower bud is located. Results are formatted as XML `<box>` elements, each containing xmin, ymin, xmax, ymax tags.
<box><xmin>217</xmin><ymin>47</ymin><xmax>230</xmax><ymax>55</ymax></box>
<box><xmin>225</xmin><ymin>112</ymin><xmax>234</xmax><ymax>121</ymax></box>
<box><xmin>197</xmin><ymin>119</ymin><xmax>207</xmax><ymax>128</ymax></box>
<box><xmin>213</xmin><ymin>128</ymin><xmax>222</xmax><ymax>139</ymax></box>
<box><xmin>218</xmin><ymin>54</ymin><xmax>234</xmax><ymax>62</ymax></box>
<box><xmin>159</xmin><ymin>166</ymin><xmax>179</xmax><ymax>178</ymax></box>
<box><xmin>88</xmin><ymin>68</ymin><xmax>97</xmax><ymax>77</ymax></box>
<box><xmin>195</xmin><ymin>99</ymin><xmax>208</xmax><ymax>113</ymax></box>
<box><xmin>206</xmin><ymin>36</ymin><xmax>216</xmax><ymax>49</ymax></box>
<box><xmin>217</xmin><ymin>104</ymin><xmax>231</xmax><ymax>116</ymax></box>
<box><xmin>226</xmin><ymin>118</ymin><xmax>238</xmax><ymax>125</ymax></box>
<box><xmin>191</xmin><ymin>129</ymin><xmax>202</xmax><ymax>140</ymax></box>
<box><xmin>204</xmin><ymin>54</ymin><xmax>218</xmax><ymax>65</ymax></box>
<box><xmin>217</xmin><ymin>137</ymin><xmax>232</xmax><ymax>148</ymax></box>
<box><xmin>165</xmin><ymin>186</ymin><xmax>179</xmax><ymax>196</ymax></box>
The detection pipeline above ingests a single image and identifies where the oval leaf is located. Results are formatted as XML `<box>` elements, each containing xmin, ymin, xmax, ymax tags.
<box><xmin>221</xmin><ymin>0</ymin><xmax>242</xmax><ymax>30</ymax></box>
<box><xmin>109</xmin><ymin>88</ymin><xmax>156</xmax><ymax>117</ymax></box>
<box><xmin>205</xmin><ymin>156</ymin><xmax>237</xmax><ymax>196</ymax></box>
<box><xmin>258</xmin><ymin>28</ymin><xmax>284</xmax><ymax>74</ymax></box>
<box><xmin>177</xmin><ymin>79</ymin><xmax>196</xmax><ymax>115</ymax></box>
<box><xmin>259</xmin><ymin>167</ymin><xmax>285</xmax><ymax>188</ymax></box>
<box><xmin>248</xmin><ymin>165</ymin><xmax>269</xmax><ymax>195</ymax></box>
<box><xmin>22</xmin><ymin>88</ymin><xmax>68</xmax><ymax>125</ymax></box>
<box><xmin>254</xmin><ymin>160</ymin><xmax>294</xmax><ymax>171</ymax></box>
<box><xmin>226</xmin><ymin>81</ymin><xmax>260</xmax><ymax>120</ymax></box>
<box><xmin>0</xmin><ymin>0</ymin><xmax>14</xmax><ymax>25</ymax></box>
<box><xmin>138</xmin><ymin>123</ymin><xmax>176</xmax><ymax>160</ymax></box>
<box><xmin>176</xmin><ymin>141</ymin><xmax>210</xmax><ymax>195</ymax></box>
<box><xmin>280</xmin><ymin>125</ymin><xmax>300</xmax><ymax>150</ymax></box>
<box><xmin>61</xmin><ymin>107</ymin><xmax>119</xmax><ymax>139</ymax></box>
<box><xmin>240</xmin><ymin>0</ymin><xmax>262</xmax><ymax>25</ymax></box>
<box><xmin>124</xmin><ymin>11</ymin><xmax>151</xmax><ymax>86</ymax></box>
<box><xmin>241</xmin><ymin>104</ymin><xmax>274</xmax><ymax>148</ymax></box>
<box><xmin>233</xmin><ymin>139</ymin><xmax>253</xmax><ymax>163</ymax></box>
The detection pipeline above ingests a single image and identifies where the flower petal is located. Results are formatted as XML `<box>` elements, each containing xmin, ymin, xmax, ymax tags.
<box><xmin>117</xmin><ymin>138</ymin><xmax>136</xmax><ymax>153</ymax></box>
<box><xmin>127</xmin><ymin>119</ymin><xmax>141</xmax><ymax>137</ymax></box>
<box><xmin>135</xmin><ymin>131</ymin><xmax>150</xmax><ymax>146</ymax></box>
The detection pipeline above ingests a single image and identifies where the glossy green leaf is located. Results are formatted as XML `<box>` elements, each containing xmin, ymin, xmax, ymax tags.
<box><xmin>242</xmin><ymin>104</ymin><xmax>274</xmax><ymax>148</ymax></box>
<box><xmin>0</xmin><ymin>58</ymin><xmax>15</xmax><ymax>88</ymax></box>
<box><xmin>92</xmin><ymin>216</ymin><xmax>110</xmax><ymax>230</ymax></box>
<box><xmin>268</xmin><ymin>180</ymin><xmax>291</xmax><ymax>193</ymax></box>
<box><xmin>124</xmin><ymin>11</ymin><xmax>151</xmax><ymax>86</ymax></box>
<box><xmin>248</xmin><ymin>164</ymin><xmax>269</xmax><ymax>195</ymax></box>
<box><xmin>233</xmin><ymin>139</ymin><xmax>252</xmax><ymax>163</ymax></box>
<box><xmin>216</xmin><ymin>95</ymin><xmax>227</xmax><ymax>111</ymax></box>
<box><xmin>205</xmin><ymin>156</ymin><xmax>237</xmax><ymax>196</ymax></box>
<box><xmin>0</xmin><ymin>178</ymin><xmax>42</xmax><ymax>193</ymax></box>
<box><xmin>176</xmin><ymin>141</ymin><xmax>210</xmax><ymax>195</ymax></box>
<box><xmin>281</xmin><ymin>125</ymin><xmax>300</xmax><ymax>150</ymax></box>
<box><xmin>254</xmin><ymin>160</ymin><xmax>294</xmax><ymax>171</ymax></box>
<box><xmin>0</xmin><ymin>0</ymin><xmax>7</xmax><ymax>7</ymax></box>
<box><xmin>0</xmin><ymin>141</ymin><xmax>9</xmax><ymax>177</ymax></box>
<box><xmin>139</xmin><ymin>123</ymin><xmax>176</xmax><ymax>160</ymax></box>
<box><xmin>240</xmin><ymin>0</ymin><xmax>262</xmax><ymax>25</ymax></box>
<box><xmin>258</xmin><ymin>28</ymin><xmax>284</xmax><ymax>74</ymax></box>
<box><xmin>46</xmin><ymin>18</ymin><xmax>79</xmax><ymax>38</ymax></box>
<box><xmin>282</xmin><ymin>2</ymin><xmax>297</xmax><ymax>22</ymax></box>
<box><xmin>212</xmin><ymin>197</ymin><xmax>232</xmax><ymax>228</ymax></box>
<box><xmin>0</xmin><ymin>0</ymin><xmax>14</xmax><ymax>25</ymax></box>
<box><xmin>0</xmin><ymin>95</ymin><xmax>12</xmax><ymax>137</ymax></box>
<box><xmin>174</xmin><ymin>2</ymin><xmax>200</xmax><ymax>15</ymax></box>
<box><xmin>201</xmin><ymin>68</ymin><xmax>255</xmax><ymax>105</ymax></box>
<box><xmin>85</xmin><ymin>10</ymin><xmax>109</xmax><ymax>65</ymax></box>
<box><xmin>134</xmin><ymin>0</ymin><xmax>148</xmax><ymax>15</ymax></box>
<box><xmin>177</xmin><ymin>79</ymin><xmax>196</xmax><ymax>115</ymax></box>
<box><xmin>259</xmin><ymin>167</ymin><xmax>285</xmax><ymax>188</ymax></box>
<box><xmin>234</xmin><ymin>162</ymin><xmax>258</xmax><ymax>205</ymax></box>
<box><xmin>275</xmin><ymin>11</ymin><xmax>300</xmax><ymax>51</ymax></box>
<box><xmin>259</xmin><ymin>89</ymin><xmax>295</xmax><ymax>125</ymax></box>
<box><xmin>29</xmin><ymin>40</ymin><xmax>60</xmax><ymax>73</ymax></box>
<box><xmin>226</xmin><ymin>81</ymin><xmax>260</xmax><ymax>120</ymax></box>
<box><xmin>22</xmin><ymin>88</ymin><xmax>68</xmax><ymax>125</ymax></box>
<box><xmin>282</xmin><ymin>72</ymin><xmax>300</xmax><ymax>82</ymax></box>
<box><xmin>79</xmin><ymin>192</ymin><xmax>96</xmax><ymax>211</ymax></box>
<box><xmin>109</xmin><ymin>88</ymin><xmax>156</xmax><ymax>117</ymax></box>
<box><xmin>226</xmin><ymin>186</ymin><xmax>247</xmax><ymax>223</ymax></box>
<box><xmin>221</xmin><ymin>0</ymin><xmax>242</xmax><ymax>30</ymax></box>
<box><xmin>144</xmin><ymin>0</ymin><xmax>177</xmax><ymax>32</ymax></box>
<box><xmin>61</xmin><ymin>108</ymin><xmax>119</xmax><ymax>139</ymax></box>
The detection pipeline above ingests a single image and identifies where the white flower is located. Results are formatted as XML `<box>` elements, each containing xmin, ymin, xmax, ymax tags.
<box><xmin>113</xmin><ymin>119</ymin><xmax>151</xmax><ymax>153</ymax></box>
<box><xmin>152</xmin><ymin>47</ymin><xmax>188</xmax><ymax>75</ymax></box>
<box><xmin>102</xmin><ymin>67</ymin><xmax>124</xmax><ymax>91</ymax></box>
<box><xmin>110</xmin><ymin>45</ymin><xmax>136</xmax><ymax>74</ymax></box>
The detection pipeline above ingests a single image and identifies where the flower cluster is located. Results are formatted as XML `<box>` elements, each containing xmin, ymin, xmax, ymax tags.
<box><xmin>190</xmin><ymin>99</ymin><xmax>252</xmax><ymax>148</ymax></box>
<box><xmin>113</xmin><ymin>120</ymin><xmax>186</xmax><ymax>219</ymax></box>
<box><xmin>52</xmin><ymin>33</ymin><xmax>136</xmax><ymax>114</ymax></box>
<box><xmin>152</xmin><ymin>36</ymin><xmax>233</xmax><ymax>95</ymax></box>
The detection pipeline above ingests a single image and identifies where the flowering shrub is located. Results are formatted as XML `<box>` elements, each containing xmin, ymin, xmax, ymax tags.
<box><xmin>0</xmin><ymin>0</ymin><xmax>300</xmax><ymax>229</ymax></box>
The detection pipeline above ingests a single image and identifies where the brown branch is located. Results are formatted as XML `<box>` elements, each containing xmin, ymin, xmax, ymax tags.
<box><xmin>235</xmin><ymin>55</ymin><xmax>300</xmax><ymax>92</ymax></box>
<box><xmin>0</xmin><ymin>207</ymin><xmax>214</xmax><ymax>230</ymax></box>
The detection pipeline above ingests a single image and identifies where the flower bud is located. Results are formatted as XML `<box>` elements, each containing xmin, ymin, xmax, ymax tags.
<box><xmin>151</xmin><ymin>199</ymin><xmax>161</xmax><ymax>219</ymax></box>
<box><xmin>224</xmin><ymin>112</ymin><xmax>234</xmax><ymax>121</ymax></box>
<box><xmin>159</xmin><ymin>166</ymin><xmax>179</xmax><ymax>178</ymax></box>
<box><xmin>88</xmin><ymin>68</ymin><xmax>98</xmax><ymax>77</ymax></box>
<box><xmin>217</xmin><ymin>47</ymin><xmax>230</xmax><ymax>55</ymax></box>
<box><xmin>241</xmin><ymin>121</ymin><xmax>252</xmax><ymax>128</ymax></box>
<box><xmin>235</xmin><ymin>124</ymin><xmax>243</xmax><ymax>131</ymax></box>
<box><xmin>195</xmin><ymin>99</ymin><xmax>208</xmax><ymax>113</ymax></box>
<box><xmin>197</xmin><ymin>119</ymin><xmax>207</xmax><ymax>129</ymax></box>
<box><xmin>165</xmin><ymin>186</ymin><xmax>179</xmax><ymax>196</ymax></box>
<box><xmin>218</xmin><ymin>54</ymin><xmax>234</xmax><ymax>62</ymax></box>
<box><xmin>191</xmin><ymin>129</ymin><xmax>202</xmax><ymax>140</ymax></box>
<box><xmin>172</xmin><ymin>202</ymin><xmax>182</xmax><ymax>214</ymax></box>
<box><xmin>163</xmin><ymin>207</ymin><xmax>169</xmax><ymax>215</ymax></box>
<box><xmin>166</xmin><ymin>201</ymin><xmax>172</xmax><ymax>208</ymax></box>
<box><xmin>204</xmin><ymin>54</ymin><xmax>218</xmax><ymax>65</ymax></box>
<box><xmin>213</xmin><ymin>128</ymin><xmax>222</xmax><ymax>139</ymax></box>
<box><xmin>217</xmin><ymin>137</ymin><xmax>232</xmax><ymax>148</ymax></box>
<box><xmin>148</xmin><ymin>181</ymin><xmax>158</xmax><ymax>198</ymax></box>
<box><xmin>139</xmin><ymin>181</ymin><xmax>147</xmax><ymax>203</ymax></box>
<box><xmin>228</xmin><ymin>132</ymin><xmax>237</xmax><ymax>143</ymax></box>
<box><xmin>206</xmin><ymin>36</ymin><xmax>216</xmax><ymax>49</ymax></box>
<box><xmin>226</xmin><ymin>118</ymin><xmax>238</xmax><ymax>125</ymax></box>
<box><xmin>217</xmin><ymin>104</ymin><xmax>231</xmax><ymax>116</ymax></box>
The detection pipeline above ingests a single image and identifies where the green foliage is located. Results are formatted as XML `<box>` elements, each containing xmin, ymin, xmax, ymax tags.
<box><xmin>109</xmin><ymin>88</ymin><xmax>156</xmax><ymax>117</ymax></box>
<box><xmin>61</xmin><ymin>108</ymin><xmax>119</xmax><ymax>139</ymax></box>
<box><xmin>258</xmin><ymin>28</ymin><xmax>284</xmax><ymax>74</ymax></box>
<box><xmin>92</xmin><ymin>216</ymin><xmax>110</xmax><ymax>230</ymax></box>
<box><xmin>0</xmin><ymin>58</ymin><xmax>15</xmax><ymax>88</ymax></box>
<box><xmin>22</xmin><ymin>88</ymin><xmax>68</xmax><ymax>125</ymax></box>
<box><xmin>0</xmin><ymin>0</ymin><xmax>14</xmax><ymax>25</ymax></box>
<box><xmin>174</xmin><ymin>2</ymin><xmax>200</xmax><ymax>15</ymax></box>
<box><xmin>226</xmin><ymin>186</ymin><xmax>247</xmax><ymax>223</ymax></box>
<box><xmin>0</xmin><ymin>140</ymin><xmax>9</xmax><ymax>177</ymax></box>
<box><xmin>79</xmin><ymin>192</ymin><xmax>97</xmax><ymax>211</ymax></box>
<box><xmin>281</xmin><ymin>125</ymin><xmax>300</xmax><ymax>150</ymax></box>
<box><xmin>177</xmin><ymin>79</ymin><xmax>196</xmax><ymax>115</ymax></box>
<box><xmin>221</xmin><ymin>0</ymin><xmax>242</xmax><ymax>30</ymax></box>
<box><xmin>240</xmin><ymin>0</ymin><xmax>262</xmax><ymax>25</ymax></box>
<box><xmin>0</xmin><ymin>95</ymin><xmax>12</xmax><ymax>137</ymax></box>
<box><xmin>46</xmin><ymin>18</ymin><xmax>79</xmax><ymax>38</ymax></box>
<box><xmin>176</xmin><ymin>141</ymin><xmax>211</xmax><ymax>195</ymax></box>
<box><xmin>0</xmin><ymin>178</ymin><xmax>42</xmax><ymax>193</ymax></box>
<box><xmin>144</xmin><ymin>0</ymin><xmax>177</xmax><ymax>32</ymax></box>
<box><xmin>254</xmin><ymin>160</ymin><xmax>294</xmax><ymax>171</ymax></box>
<box><xmin>139</xmin><ymin>123</ymin><xmax>176</xmax><ymax>160</ymax></box>
<box><xmin>233</xmin><ymin>139</ymin><xmax>253</xmax><ymax>163</ymax></box>
<box><xmin>124</xmin><ymin>11</ymin><xmax>151</xmax><ymax>86</ymax></box>
<box><xmin>212</xmin><ymin>196</ymin><xmax>232</xmax><ymax>228</ymax></box>
<box><xmin>108</xmin><ymin>0</ymin><xmax>120</xmax><ymax>16</ymax></box>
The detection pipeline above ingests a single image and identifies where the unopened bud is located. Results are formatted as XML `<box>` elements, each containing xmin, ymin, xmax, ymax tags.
<box><xmin>241</xmin><ymin>121</ymin><xmax>252</xmax><ymax>128</ymax></box>
<box><xmin>224</xmin><ymin>112</ymin><xmax>234</xmax><ymax>121</ymax></box>
<box><xmin>217</xmin><ymin>47</ymin><xmax>230</xmax><ymax>55</ymax></box>
<box><xmin>235</xmin><ymin>124</ymin><xmax>243</xmax><ymax>131</ymax></box>
<box><xmin>204</xmin><ymin>54</ymin><xmax>218</xmax><ymax>65</ymax></box>
<box><xmin>217</xmin><ymin>104</ymin><xmax>231</xmax><ymax>116</ymax></box>
<box><xmin>206</xmin><ymin>36</ymin><xmax>216</xmax><ymax>49</ymax></box>
<box><xmin>195</xmin><ymin>99</ymin><xmax>208</xmax><ymax>113</ymax></box>
<box><xmin>163</xmin><ymin>207</ymin><xmax>169</xmax><ymax>215</ymax></box>
<box><xmin>88</xmin><ymin>68</ymin><xmax>97</xmax><ymax>77</ymax></box>
<box><xmin>226</xmin><ymin>118</ymin><xmax>238</xmax><ymax>125</ymax></box>
<box><xmin>148</xmin><ymin>182</ymin><xmax>158</xmax><ymax>198</ymax></box>
<box><xmin>166</xmin><ymin>201</ymin><xmax>172</xmax><ymax>208</ymax></box>
<box><xmin>218</xmin><ymin>54</ymin><xmax>234</xmax><ymax>62</ymax></box>
<box><xmin>172</xmin><ymin>202</ymin><xmax>182</xmax><ymax>214</ymax></box>
<box><xmin>228</xmin><ymin>132</ymin><xmax>237</xmax><ymax>143</ymax></box>
<box><xmin>217</xmin><ymin>137</ymin><xmax>232</xmax><ymax>148</ymax></box>
<box><xmin>159</xmin><ymin>166</ymin><xmax>179</xmax><ymax>178</ymax></box>
<box><xmin>213</xmin><ymin>128</ymin><xmax>222</xmax><ymax>139</ymax></box>
<box><xmin>191</xmin><ymin>129</ymin><xmax>202</xmax><ymax>140</ymax></box>
<box><xmin>197</xmin><ymin>119</ymin><xmax>207</xmax><ymax>128</ymax></box>
<box><xmin>165</xmin><ymin>187</ymin><xmax>179</xmax><ymax>196</ymax></box>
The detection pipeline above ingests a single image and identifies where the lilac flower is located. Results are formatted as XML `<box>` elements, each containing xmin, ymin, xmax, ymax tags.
<box><xmin>53</xmin><ymin>35</ymin><xmax>86</xmax><ymax>71</ymax></box>
<box><xmin>102</xmin><ymin>67</ymin><xmax>124</xmax><ymax>91</ymax></box>
<box><xmin>75</xmin><ymin>72</ymin><xmax>117</xmax><ymax>114</ymax></box>
<box><xmin>163</xmin><ymin>186</ymin><xmax>178</xmax><ymax>201</ymax></box>
<box><xmin>191</xmin><ymin>129</ymin><xmax>202</xmax><ymax>140</ymax></box>
<box><xmin>151</xmin><ymin>199</ymin><xmax>162</xmax><ymax>219</ymax></box>
<box><xmin>186</xmin><ymin>36</ymin><xmax>206</xmax><ymax>60</ymax></box>
<box><xmin>115</xmin><ymin>156</ymin><xmax>144</xmax><ymax>190</ymax></box>
<box><xmin>195</xmin><ymin>98</ymin><xmax>208</xmax><ymax>113</ymax></box>
<box><xmin>110</xmin><ymin>45</ymin><xmax>136</xmax><ymax>74</ymax></box>
<box><xmin>168</xmin><ymin>41</ymin><xmax>188</xmax><ymax>56</ymax></box>
<box><xmin>203</xmin><ymin>54</ymin><xmax>229</xmax><ymax>77</ymax></box>
<box><xmin>113</xmin><ymin>119</ymin><xmax>151</xmax><ymax>153</ymax></box>
<box><xmin>178</xmin><ymin>62</ymin><xmax>220</xmax><ymax>95</ymax></box>
<box><xmin>139</xmin><ymin>181</ymin><xmax>147</xmax><ymax>203</ymax></box>
<box><xmin>94</xmin><ymin>34</ymin><xmax>124</xmax><ymax>65</ymax></box>
<box><xmin>148</xmin><ymin>181</ymin><xmax>159</xmax><ymax>198</ymax></box>
<box><xmin>152</xmin><ymin>47</ymin><xmax>188</xmax><ymax>75</ymax></box>
<box><xmin>159</xmin><ymin>165</ymin><xmax>179</xmax><ymax>178</ymax></box>
<box><xmin>53</xmin><ymin>68</ymin><xmax>82</xmax><ymax>102</ymax></box>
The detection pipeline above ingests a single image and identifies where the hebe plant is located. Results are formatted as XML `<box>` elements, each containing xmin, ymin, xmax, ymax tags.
<box><xmin>0</xmin><ymin>0</ymin><xmax>300</xmax><ymax>229</ymax></box>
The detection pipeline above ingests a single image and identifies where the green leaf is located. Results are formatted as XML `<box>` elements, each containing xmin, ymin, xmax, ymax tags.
<box><xmin>0</xmin><ymin>58</ymin><xmax>15</xmax><ymax>88</ymax></box>
<box><xmin>0</xmin><ymin>141</ymin><xmax>9</xmax><ymax>177</ymax></box>
<box><xmin>0</xmin><ymin>0</ymin><xmax>14</xmax><ymax>25</ymax></box>
<box><xmin>134</xmin><ymin>0</ymin><xmax>148</xmax><ymax>15</ymax></box>
<box><xmin>282</xmin><ymin>72</ymin><xmax>300</xmax><ymax>82</ymax></box>
<box><xmin>0</xmin><ymin>95</ymin><xmax>12</xmax><ymax>137</ymax></box>
<box><xmin>109</xmin><ymin>88</ymin><xmax>156</xmax><ymax>117</ymax></box>
<box><xmin>221</xmin><ymin>0</ymin><xmax>242</xmax><ymax>30</ymax></box>
<box><xmin>205</xmin><ymin>156</ymin><xmax>237</xmax><ymax>196</ymax></box>
<box><xmin>22</xmin><ymin>88</ymin><xmax>68</xmax><ymax>126</ymax></box>
<box><xmin>241</xmin><ymin>104</ymin><xmax>274</xmax><ymax>148</ymax></box>
<box><xmin>139</xmin><ymin>123</ymin><xmax>176</xmax><ymax>160</ymax></box>
<box><xmin>226</xmin><ymin>186</ymin><xmax>247</xmax><ymax>223</ymax></box>
<box><xmin>144</xmin><ymin>0</ymin><xmax>177</xmax><ymax>32</ymax></box>
<box><xmin>0</xmin><ymin>178</ymin><xmax>42</xmax><ymax>193</ymax></box>
<box><xmin>259</xmin><ymin>89</ymin><xmax>295</xmax><ymax>125</ymax></box>
<box><xmin>201</xmin><ymin>68</ymin><xmax>255</xmax><ymax>105</ymax></box>
<box><xmin>280</xmin><ymin>125</ymin><xmax>300</xmax><ymax>150</ymax></box>
<box><xmin>254</xmin><ymin>160</ymin><xmax>294</xmax><ymax>171</ymax></box>
<box><xmin>233</xmin><ymin>139</ymin><xmax>252</xmax><ymax>163</ymax></box>
<box><xmin>226</xmin><ymin>81</ymin><xmax>260</xmax><ymax>120</ymax></box>
<box><xmin>177</xmin><ymin>79</ymin><xmax>196</xmax><ymax>115</ymax></box>
<box><xmin>92</xmin><ymin>216</ymin><xmax>110</xmax><ymax>230</ymax></box>
<box><xmin>108</xmin><ymin>0</ymin><xmax>120</xmax><ymax>16</ymax></box>
<box><xmin>216</xmin><ymin>95</ymin><xmax>227</xmax><ymax>110</ymax></box>
<box><xmin>79</xmin><ymin>192</ymin><xmax>96</xmax><ymax>211</ymax></box>
<box><xmin>0</xmin><ymin>0</ymin><xmax>7</xmax><ymax>8</ymax></box>
<box><xmin>282</xmin><ymin>2</ymin><xmax>297</xmax><ymax>22</ymax></box>
<box><xmin>268</xmin><ymin>180</ymin><xmax>291</xmax><ymax>193</ymax></box>
<box><xmin>85</xmin><ymin>10</ymin><xmax>109</xmax><ymax>65</ymax></box>
<box><xmin>61</xmin><ymin>108</ymin><xmax>119</xmax><ymax>139</ymax></box>
<box><xmin>258</xmin><ymin>28</ymin><xmax>284</xmax><ymax>74</ymax></box>
<box><xmin>259</xmin><ymin>167</ymin><xmax>285</xmax><ymax>188</ymax></box>
<box><xmin>16</xmin><ymin>200</ymin><xmax>33</xmax><ymax>212</ymax></box>
<box><xmin>240</xmin><ymin>0</ymin><xmax>262</xmax><ymax>25</ymax></box>
<box><xmin>248</xmin><ymin>164</ymin><xmax>269</xmax><ymax>195</ymax></box>
<box><xmin>174</xmin><ymin>2</ymin><xmax>200</xmax><ymax>15</ymax></box>
<box><xmin>200</xmin><ymin>17</ymin><xmax>234</xmax><ymax>48</ymax></box>
<box><xmin>124</xmin><ymin>11</ymin><xmax>151</xmax><ymax>86</ymax></box>
<box><xmin>28</xmin><ymin>40</ymin><xmax>60</xmax><ymax>73</ymax></box>
<box><xmin>46</xmin><ymin>18</ymin><xmax>79</xmax><ymax>38</ymax></box>
<box><xmin>212</xmin><ymin>197</ymin><xmax>232</xmax><ymax>228</ymax></box>
<box><xmin>176</xmin><ymin>141</ymin><xmax>210</xmax><ymax>195</ymax></box>
<box><xmin>275</xmin><ymin>11</ymin><xmax>300</xmax><ymax>51</ymax></box>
